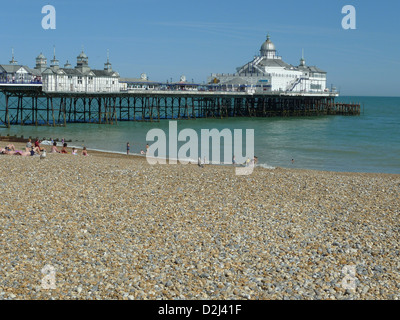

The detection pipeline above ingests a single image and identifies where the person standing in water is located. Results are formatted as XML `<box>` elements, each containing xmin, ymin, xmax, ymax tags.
<box><xmin>127</xmin><ymin>142</ymin><xmax>130</xmax><ymax>155</ymax></box>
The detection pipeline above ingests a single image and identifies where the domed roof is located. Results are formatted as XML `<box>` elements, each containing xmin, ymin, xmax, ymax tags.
<box><xmin>36</xmin><ymin>52</ymin><xmax>46</xmax><ymax>59</ymax></box>
<box><xmin>77</xmin><ymin>50</ymin><xmax>88</xmax><ymax>59</ymax></box>
<box><xmin>260</xmin><ymin>34</ymin><xmax>276</xmax><ymax>55</ymax></box>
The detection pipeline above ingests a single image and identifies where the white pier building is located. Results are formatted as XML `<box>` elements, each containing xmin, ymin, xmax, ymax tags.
<box><xmin>208</xmin><ymin>35</ymin><xmax>328</xmax><ymax>94</ymax></box>
<box><xmin>41</xmin><ymin>49</ymin><xmax>120</xmax><ymax>93</ymax></box>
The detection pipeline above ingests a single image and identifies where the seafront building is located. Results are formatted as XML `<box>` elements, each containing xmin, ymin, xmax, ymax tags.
<box><xmin>119</xmin><ymin>73</ymin><xmax>162</xmax><ymax>91</ymax></box>
<box><xmin>40</xmin><ymin>49</ymin><xmax>120</xmax><ymax>93</ymax></box>
<box><xmin>0</xmin><ymin>34</ymin><xmax>330</xmax><ymax>95</ymax></box>
<box><xmin>207</xmin><ymin>35</ymin><xmax>328</xmax><ymax>93</ymax></box>
<box><xmin>0</xmin><ymin>49</ymin><xmax>41</xmax><ymax>84</ymax></box>
<box><xmin>1</xmin><ymin>37</ymin><xmax>360</xmax><ymax>128</ymax></box>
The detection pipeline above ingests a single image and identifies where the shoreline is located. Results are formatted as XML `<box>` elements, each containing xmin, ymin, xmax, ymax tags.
<box><xmin>1</xmin><ymin>138</ymin><xmax>398</xmax><ymax>177</ymax></box>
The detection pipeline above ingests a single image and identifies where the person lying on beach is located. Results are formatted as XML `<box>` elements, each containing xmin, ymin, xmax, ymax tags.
<box><xmin>14</xmin><ymin>150</ymin><xmax>31</xmax><ymax>156</ymax></box>
<box><xmin>50</xmin><ymin>142</ymin><xmax>61</xmax><ymax>153</ymax></box>
<box><xmin>30</xmin><ymin>146</ymin><xmax>41</xmax><ymax>156</ymax></box>
<box><xmin>82</xmin><ymin>147</ymin><xmax>88</xmax><ymax>156</ymax></box>
<box><xmin>4</xmin><ymin>144</ymin><xmax>16</xmax><ymax>151</ymax></box>
<box><xmin>61</xmin><ymin>143</ymin><xmax>68</xmax><ymax>154</ymax></box>
<box><xmin>1</xmin><ymin>148</ymin><xmax>15</xmax><ymax>155</ymax></box>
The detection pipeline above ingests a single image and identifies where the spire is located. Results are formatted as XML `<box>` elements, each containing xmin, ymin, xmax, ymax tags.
<box><xmin>50</xmin><ymin>45</ymin><xmax>59</xmax><ymax>68</ymax></box>
<box><xmin>9</xmin><ymin>48</ymin><xmax>18</xmax><ymax>65</ymax></box>
<box><xmin>104</xmin><ymin>49</ymin><xmax>112</xmax><ymax>72</ymax></box>
<box><xmin>300</xmin><ymin>48</ymin><xmax>306</xmax><ymax>66</ymax></box>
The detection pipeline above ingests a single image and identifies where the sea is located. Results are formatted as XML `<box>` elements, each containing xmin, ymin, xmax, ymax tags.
<box><xmin>1</xmin><ymin>96</ymin><xmax>399</xmax><ymax>174</ymax></box>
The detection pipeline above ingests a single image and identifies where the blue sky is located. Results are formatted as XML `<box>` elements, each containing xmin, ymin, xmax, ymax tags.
<box><xmin>0</xmin><ymin>0</ymin><xmax>399</xmax><ymax>96</ymax></box>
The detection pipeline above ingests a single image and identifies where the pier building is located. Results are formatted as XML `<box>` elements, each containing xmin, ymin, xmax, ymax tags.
<box><xmin>0</xmin><ymin>50</ymin><xmax>41</xmax><ymax>84</ymax></box>
<box><xmin>208</xmin><ymin>35</ymin><xmax>327</xmax><ymax>93</ymax></box>
<box><xmin>120</xmin><ymin>73</ymin><xmax>162</xmax><ymax>91</ymax></box>
<box><xmin>41</xmin><ymin>49</ymin><xmax>120</xmax><ymax>93</ymax></box>
<box><xmin>0</xmin><ymin>35</ymin><xmax>360</xmax><ymax>127</ymax></box>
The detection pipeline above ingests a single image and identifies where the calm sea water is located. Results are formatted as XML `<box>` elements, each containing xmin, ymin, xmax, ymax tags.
<box><xmin>1</xmin><ymin>96</ymin><xmax>399</xmax><ymax>174</ymax></box>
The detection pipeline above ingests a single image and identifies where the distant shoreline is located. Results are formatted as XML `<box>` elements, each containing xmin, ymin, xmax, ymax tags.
<box><xmin>1</xmin><ymin>138</ymin><xmax>399</xmax><ymax>178</ymax></box>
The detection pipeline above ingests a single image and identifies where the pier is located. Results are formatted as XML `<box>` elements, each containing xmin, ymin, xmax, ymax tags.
<box><xmin>0</xmin><ymin>84</ymin><xmax>360</xmax><ymax>127</ymax></box>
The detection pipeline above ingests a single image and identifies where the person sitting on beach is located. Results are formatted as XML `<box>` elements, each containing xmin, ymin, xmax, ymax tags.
<box><xmin>26</xmin><ymin>139</ymin><xmax>32</xmax><ymax>150</ymax></box>
<box><xmin>50</xmin><ymin>142</ymin><xmax>61</xmax><ymax>153</ymax></box>
<box><xmin>36</xmin><ymin>139</ymin><xmax>46</xmax><ymax>152</ymax></box>
<box><xmin>249</xmin><ymin>156</ymin><xmax>258</xmax><ymax>166</ymax></box>
<box><xmin>72</xmin><ymin>147</ymin><xmax>78</xmax><ymax>155</ymax></box>
<box><xmin>82</xmin><ymin>147</ymin><xmax>88</xmax><ymax>156</ymax></box>
<box><xmin>61</xmin><ymin>143</ymin><xmax>68</xmax><ymax>154</ymax></box>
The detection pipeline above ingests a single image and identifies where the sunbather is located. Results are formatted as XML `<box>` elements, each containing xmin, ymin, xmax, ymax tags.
<box><xmin>50</xmin><ymin>142</ymin><xmax>61</xmax><ymax>153</ymax></box>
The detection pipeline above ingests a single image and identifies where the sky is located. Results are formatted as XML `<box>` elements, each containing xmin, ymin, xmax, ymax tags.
<box><xmin>0</xmin><ymin>0</ymin><xmax>399</xmax><ymax>96</ymax></box>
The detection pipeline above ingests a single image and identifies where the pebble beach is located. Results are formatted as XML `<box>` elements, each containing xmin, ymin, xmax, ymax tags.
<box><xmin>0</xmin><ymin>141</ymin><xmax>399</xmax><ymax>300</ymax></box>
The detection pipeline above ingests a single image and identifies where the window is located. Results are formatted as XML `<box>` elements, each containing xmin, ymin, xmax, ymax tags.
<box><xmin>78</xmin><ymin>76</ymin><xmax>82</xmax><ymax>84</ymax></box>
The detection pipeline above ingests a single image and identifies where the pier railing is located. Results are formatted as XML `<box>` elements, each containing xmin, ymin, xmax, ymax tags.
<box><xmin>0</xmin><ymin>80</ymin><xmax>42</xmax><ymax>85</ymax></box>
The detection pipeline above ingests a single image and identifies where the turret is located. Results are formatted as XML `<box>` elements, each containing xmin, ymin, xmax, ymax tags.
<box><xmin>76</xmin><ymin>48</ymin><xmax>90</xmax><ymax>73</ymax></box>
<box><xmin>104</xmin><ymin>49</ymin><xmax>112</xmax><ymax>72</ymax></box>
<box><xmin>35</xmin><ymin>52</ymin><xmax>47</xmax><ymax>72</ymax></box>
<box><xmin>50</xmin><ymin>46</ymin><xmax>59</xmax><ymax>70</ymax></box>
<box><xmin>9</xmin><ymin>48</ymin><xmax>18</xmax><ymax>65</ymax></box>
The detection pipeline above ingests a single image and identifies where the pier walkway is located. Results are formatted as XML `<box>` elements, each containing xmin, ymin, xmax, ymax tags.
<box><xmin>0</xmin><ymin>84</ymin><xmax>360</xmax><ymax>127</ymax></box>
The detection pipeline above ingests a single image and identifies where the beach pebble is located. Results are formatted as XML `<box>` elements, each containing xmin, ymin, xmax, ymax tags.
<box><xmin>0</xmin><ymin>144</ymin><xmax>399</xmax><ymax>299</ymax></box>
